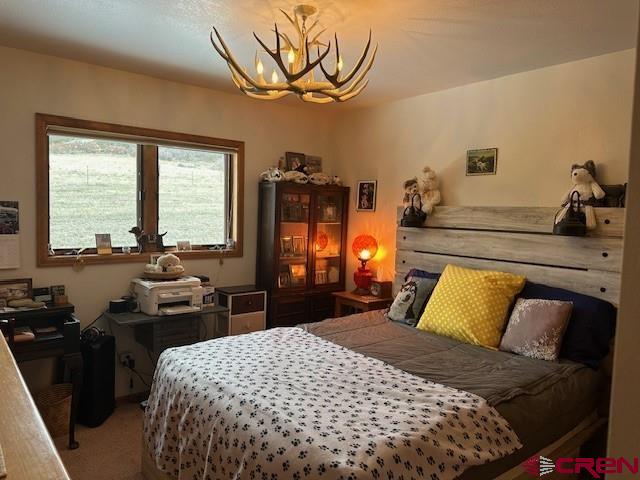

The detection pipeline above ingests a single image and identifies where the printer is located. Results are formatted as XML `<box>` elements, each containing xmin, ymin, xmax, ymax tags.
<box><xmin>131</xmin><ymin>276</ymin><xmax>204</xmax><ymax>316</ymax></box>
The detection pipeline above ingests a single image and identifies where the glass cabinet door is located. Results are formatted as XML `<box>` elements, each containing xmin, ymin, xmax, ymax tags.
<box><xmin>313</xmin><ymin>192</ymin><xmax>344</xmax><ymax>287</ymax></box>
<box><xmin>278</xmin><ymin>192</ymin><xmax>311</xmax><ymax>290</ymax></box>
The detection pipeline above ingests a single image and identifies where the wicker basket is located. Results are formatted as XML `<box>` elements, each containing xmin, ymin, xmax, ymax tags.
<box><xmin>35</xmin><ymin>383</ymin><xmax>73</xmax><ymax>438</ymax></box>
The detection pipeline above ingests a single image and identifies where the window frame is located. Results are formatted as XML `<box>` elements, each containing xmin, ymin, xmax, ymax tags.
<box><xmin>36</xmin><ymin>113</ymin><xmax>244</xmax><ymax>267</ymax></box>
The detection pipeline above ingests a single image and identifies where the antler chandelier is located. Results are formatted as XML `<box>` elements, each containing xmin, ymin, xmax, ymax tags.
<box><xmin>210</xmin><ymin>4</ymin><xmax>377</xmax><ymax>104</ymax></box>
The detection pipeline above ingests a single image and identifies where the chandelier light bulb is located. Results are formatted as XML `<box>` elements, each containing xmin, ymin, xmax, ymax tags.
<box><xmin>271</xmin><ymin>69</ymin><xmax>279</xmax><ymax>83</ymax></box>
<box><xmin>256</xmin><ymin>58</ymin><xmax>264</xmax><ymax>75</ymax></box>
<box><xmin>288</xmin><ymin>47</ymin><xmax>295</xmax><ymax>64</ymax></box>
<box><xmin>337</xmin><ymin>55</ymin><xmax>344</xmax><ymax>72</ymax></box>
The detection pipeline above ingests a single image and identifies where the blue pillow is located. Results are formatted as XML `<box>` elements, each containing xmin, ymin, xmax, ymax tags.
<box><xmin>517</xmin><ymin>281</ymin><xmax>616</xmax><ymax>368</ymax></box>
<box><xmin>405</xmin><ymin>269</ymin><xmax>441</xmax><ymax>282</ymax></box>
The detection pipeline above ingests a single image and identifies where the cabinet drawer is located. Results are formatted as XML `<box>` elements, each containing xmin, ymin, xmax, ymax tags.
<box><xmin>230</xmin><ymin>312</ymin><xmax>265</xmax><ymax>336</ymax></box>
<box><xmin>273</xmin><ymin>297</ymin><xmax>306</xmax><ymax>316</ymax></box>
<box><xmin>231</xmin><ymin>293</ymin><xmax>265</xmax><ymax>315</ymax></box>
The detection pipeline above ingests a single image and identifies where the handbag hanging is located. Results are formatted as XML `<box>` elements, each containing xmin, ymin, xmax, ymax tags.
<box><xmin>401</xmin><ymin>193</ymin><xmax>427</xmax><ymax>227</ymax></box>
<box><xmin>553</xmin><ymin>191</ymin><xmax>587</xmax><ymax>236</ymax></box>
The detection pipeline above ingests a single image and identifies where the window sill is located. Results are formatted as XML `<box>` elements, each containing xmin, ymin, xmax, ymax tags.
<box><xmin>37</xmin><ymin>248</ymin><xmax>243</xmax><ymax>268</ymax></box>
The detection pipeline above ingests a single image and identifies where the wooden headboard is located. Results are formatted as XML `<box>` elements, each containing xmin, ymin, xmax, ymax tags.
<box><xmin>395</xmin><ymin>206</ymin><xmax>624</xmax><ymax>304</ymax></box>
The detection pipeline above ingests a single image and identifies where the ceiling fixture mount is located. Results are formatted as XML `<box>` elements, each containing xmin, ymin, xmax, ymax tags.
<box><xmin>210</xmin><ymin>4</ymin><xmax>377</xmax><ymax>104</ymax></box>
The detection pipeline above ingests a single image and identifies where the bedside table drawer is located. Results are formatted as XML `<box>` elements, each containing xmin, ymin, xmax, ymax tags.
<box><xmin>231</xmin><ymin>293</ymin><xmax>265</xmax><ymax>315</ymax></box>
<box><xmin>230</xmin><ymin>312</ymin><xmax>265</xmax><ymax>336</ymax></box>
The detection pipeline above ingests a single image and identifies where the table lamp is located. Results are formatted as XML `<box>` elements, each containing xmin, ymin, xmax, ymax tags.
<box><xmin>352</xmin><ymin>234</ymin><xmax>378</xmax><ymax>294</ymax></box>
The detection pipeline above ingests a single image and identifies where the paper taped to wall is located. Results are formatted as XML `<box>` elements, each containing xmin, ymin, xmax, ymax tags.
<box><xmin>0</xmin><ymin>236</ymin><xmax>20</xmax><ymax>269</ymax></box>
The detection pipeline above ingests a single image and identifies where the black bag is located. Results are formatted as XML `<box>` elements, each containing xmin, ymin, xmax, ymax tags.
<box><xmin>553</xmin><ymin>191</ymin><xmax>587</xmax><ymax>236</ymax></box>
<box><xmin>401</xmin><ymin>194</ymin><xmax>427</xmax><ymax>227</ymax></box>
<box><xmin>595</xmin><ymin>183</ymin><xmax>627</xmax><ymax>208</ymax></box>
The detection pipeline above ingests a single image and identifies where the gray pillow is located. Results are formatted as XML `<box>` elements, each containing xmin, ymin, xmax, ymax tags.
<box><xmin>500</xmin><ymin>298</ymin><xmax>573</xmax><ymax>361</ymax></box>
<box><xmin>387</xmin><ymin>276</ymin><xmax>438</xmax><ymax>326</ymax></box>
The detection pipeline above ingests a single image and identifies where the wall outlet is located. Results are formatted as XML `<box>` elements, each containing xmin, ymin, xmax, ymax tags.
<box><xmin>119</xmin><ymin>352</ymin><xmax>135</xmax><ymax>369</ymax></box>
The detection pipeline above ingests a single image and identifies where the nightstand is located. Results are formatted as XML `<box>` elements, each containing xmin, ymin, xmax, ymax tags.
<box><xmin>332</xmin><ymin>291</ymin><xmax>393</xmax><ymax>318</ymax></box>
<box><xmin>214</xmin><ymin>286</ymin><xmax>267</xmax><ymax>336</ymax></box>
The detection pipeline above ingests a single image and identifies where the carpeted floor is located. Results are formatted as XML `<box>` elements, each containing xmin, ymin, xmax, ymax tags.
<box><xmin>55</xmin><ymin>402</ymin><xmax>144</xmax><ymax>480</ymax></box>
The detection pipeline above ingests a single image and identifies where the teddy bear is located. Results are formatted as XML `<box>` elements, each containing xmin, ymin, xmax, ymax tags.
<box><xmin>402</xmin><ymin>178</ymin><xmax>419</xmax><ymax>208</ymax></box>
<box><xmin>418</xmin><ymin>166</ymin><xmax>441</xmax><ymax>214</ymax></box>
<box><xmin>259</xmin><ymin>167</ymin><xmax>284</xmax><ymax>182</ymax></box>
<box><xmin>555</xmin><ymin>160</ymin><xmax>605</xmax><ymax>229</ymax></box>
<box><xmin>308</xmin><ymin>172</ymin><xmax>331</xmax><ymax>185</ymax></box>
<box><xmin>144</xmin><ymin>253</ymin><xmax>185</xmax><ymax>274</ymax></box>
<box><xmin>284</xmin><ymin>170</ymin><xmax>309</xmax><ymax>184</ymax></box>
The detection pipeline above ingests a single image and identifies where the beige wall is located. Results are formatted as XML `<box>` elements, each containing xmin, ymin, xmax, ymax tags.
<box><xmin>1</xmin><ymin>44</ymin><xmax>636</xmax><ymax>400</ymax></box>
<box><xmin>608</xmin><ymin>42</ymin><xmax>640</xmax><ymax>468</ymax></box>
<box><xmin>0</xmin><ymin>45</ymin><xmax>336</xmax><ymax>396</ymax></box>
<box><xmin>331</xmin><ymin>49</ymin><xmax>636</xmax><ymax>285</ymax></box>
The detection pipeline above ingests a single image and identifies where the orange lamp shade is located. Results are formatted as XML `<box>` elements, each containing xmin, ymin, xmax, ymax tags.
<box><xmin>352</xmin><ymin>234</ymin><xmax>378</xmax><ymax>263</ymax></box>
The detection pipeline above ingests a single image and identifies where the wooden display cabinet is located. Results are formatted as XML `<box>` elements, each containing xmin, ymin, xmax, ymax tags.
<box><xmin>256</xmin><ymin>182</ymin><xmax>350</xmax><ymax>328</ymax></box>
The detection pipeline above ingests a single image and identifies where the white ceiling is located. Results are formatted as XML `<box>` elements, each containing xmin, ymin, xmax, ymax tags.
<box><xmin>0</xmin><ymin>0</ymin><xmax>637</xmax><ymax>107</ymax></box>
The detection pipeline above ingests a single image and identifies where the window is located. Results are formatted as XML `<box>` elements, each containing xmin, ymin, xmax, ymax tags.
<box><xmin>49</xmin><ymin>136</ymin><xmax>138</xmax><ymax>250</ymax></box>
<box><xmin>157</xmin><ymin>146</ymin><xmax>228</xmax><ymax>246</ymax></box>
<box><xmin>36</xmin><ymin>114</ymin><xmax>244</xmax><ymax>266</ymax></box>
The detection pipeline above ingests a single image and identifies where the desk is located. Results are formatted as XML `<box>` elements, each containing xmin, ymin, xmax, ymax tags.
<box><xmin>332</xmin><ymin>291</ymin><xmax>394</xmax><ymax>317</ymax></box>
<box><xmin>0</xmin><ymin>304</ymin><xmax>82</xmax><ymax>450</ymax></box>
<box><xmin>0</xmin><ymin>334</ymin><xmax>70</xmax><ymax>479</ymax></box>
<box><xmin>103</xmin><ymin>306</ymin><xmax>229</xmax><ymax>355</ymax></box>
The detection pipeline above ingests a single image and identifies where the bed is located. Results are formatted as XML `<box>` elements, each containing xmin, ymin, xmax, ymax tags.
<box><xmin>142</xmin><ymin>206</ymin><xmax>623</xmax><ymax>480</ymax></box>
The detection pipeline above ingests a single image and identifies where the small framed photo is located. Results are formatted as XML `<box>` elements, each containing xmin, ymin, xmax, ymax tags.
<box><xmin>280</xmin><ymin>236</ymin><xmax>294</xmax><ymax>256</ymax></box>
<box><xmin>315</xmin><ymin>270</ymin><xmax>328</xmax><ymax>285</ymax></box>
<box><xmin>0</xmin><ymin>278</ymin><xmax>33</xmax><ymax>304</ymax></box>
<box><xmin>356</xmin><ymin>181</ymin><xmax>377</xmax><ymax>212</ymax></box>
<box><xmin>292</xmin><ymin>236</ymin><xmax>306</xmax><ymax>255</ymax></box>
<box><xmin>466</xmin><ymin>148</ymin><xmax>498</xmax><ymax>176</ymax></box>
<box><xmin>278</xmin><ymin>272</ymin><xmax>291</xmax><ymax>289</ymax></box>
<box><xmin>321</xmin><ymin>202</ymin><xmax>338</xmax><ymax>222</ymax></box>
<box><xmin>305</xmin><ymin>155</ymin><xmax>322</xmax><ymax>174</ymax></box>
<box><xmin>176</xmin><ymin>240</ymin><xmax>191</xmax><ymax>251</ymax></box>
<box><xmin>285</xmin><ymin>152</ymin><xmax>306</xmax><ymax>172</ymax></box>
<box><xmin>149</xmin><ymin>253</ymin><xmax>162</xmax><ymax>265</ymax></box>
<box><xmin>50</xmin><ymin>284</ymin><xmax>65</xmax><ymax>297</ymax></box>
<box><xmin>95</xmin><ymin>233</ymin><xmax>113</xmax><ymax>255</ymax></box>
<box><xmin>289</xmin><ymin>263</ymin><xmax>306</xmax><ymax>285</ymax></box>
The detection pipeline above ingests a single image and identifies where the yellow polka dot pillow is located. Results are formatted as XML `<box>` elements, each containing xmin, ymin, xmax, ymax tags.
<box><xmin>416</xmin><ymin>264</ymin><xmax>526</xmax><ymax>348</ymax></box>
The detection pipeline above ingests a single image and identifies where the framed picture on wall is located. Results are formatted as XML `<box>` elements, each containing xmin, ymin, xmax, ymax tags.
<box><xmin>356</xmin><ymin>180</ymin><xmax>377</xmax><ymax>212</ymax></box>
<box><xmin>0</xmin><ymin>278</ymin><xmax>33</xmax><ymax>305</ymax></box>
<box><xmin>466</xmin><ymin>148</ymin><xmax>498</xmax><ymax>176</ymax></box>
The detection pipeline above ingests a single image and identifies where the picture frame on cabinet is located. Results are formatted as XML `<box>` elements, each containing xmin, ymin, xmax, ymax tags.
<box><xmin>280</xmin><ymin>236</ymin><xmax>294</xmax><ymax>257</ymax></box>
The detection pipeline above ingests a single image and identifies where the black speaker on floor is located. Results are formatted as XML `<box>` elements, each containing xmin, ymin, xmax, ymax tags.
<box><xmin>78</xmin><ymin>334</ymin><xmax>115</xmax><ymax>427</ymax></box>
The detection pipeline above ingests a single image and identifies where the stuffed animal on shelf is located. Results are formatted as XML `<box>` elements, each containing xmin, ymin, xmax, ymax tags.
<box><xmin>418</xmin><ymin>166</ymin><xmax>441</xmax><ymax>214</ymax></box>
<box><xmin>330</xmin><ymin>176</ymin><xmax>343</xmax><ymax>186</ymax></box>
<box><xmin>556</xmin><ymin>160</ymin><xmax>606</xmax><ymax>229</ymax></box>
<box><xmin>402</xmin><ymin>178</ymin><xmax>419</xmax><ymax>208</ymax></box>
<box><xmin>259</xmin><ymin>167</ymin><xmax>284</xmax><ymax>182</ymax></box>
<box><xmin>284</xmin><ymin>170</ymin><xmax>309</xmax><ymax>184</ymax></box>
<box><xmin>308</xmin><ymin>172</ymin><xmax>331</xmax><ymax>185</ymax></box>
